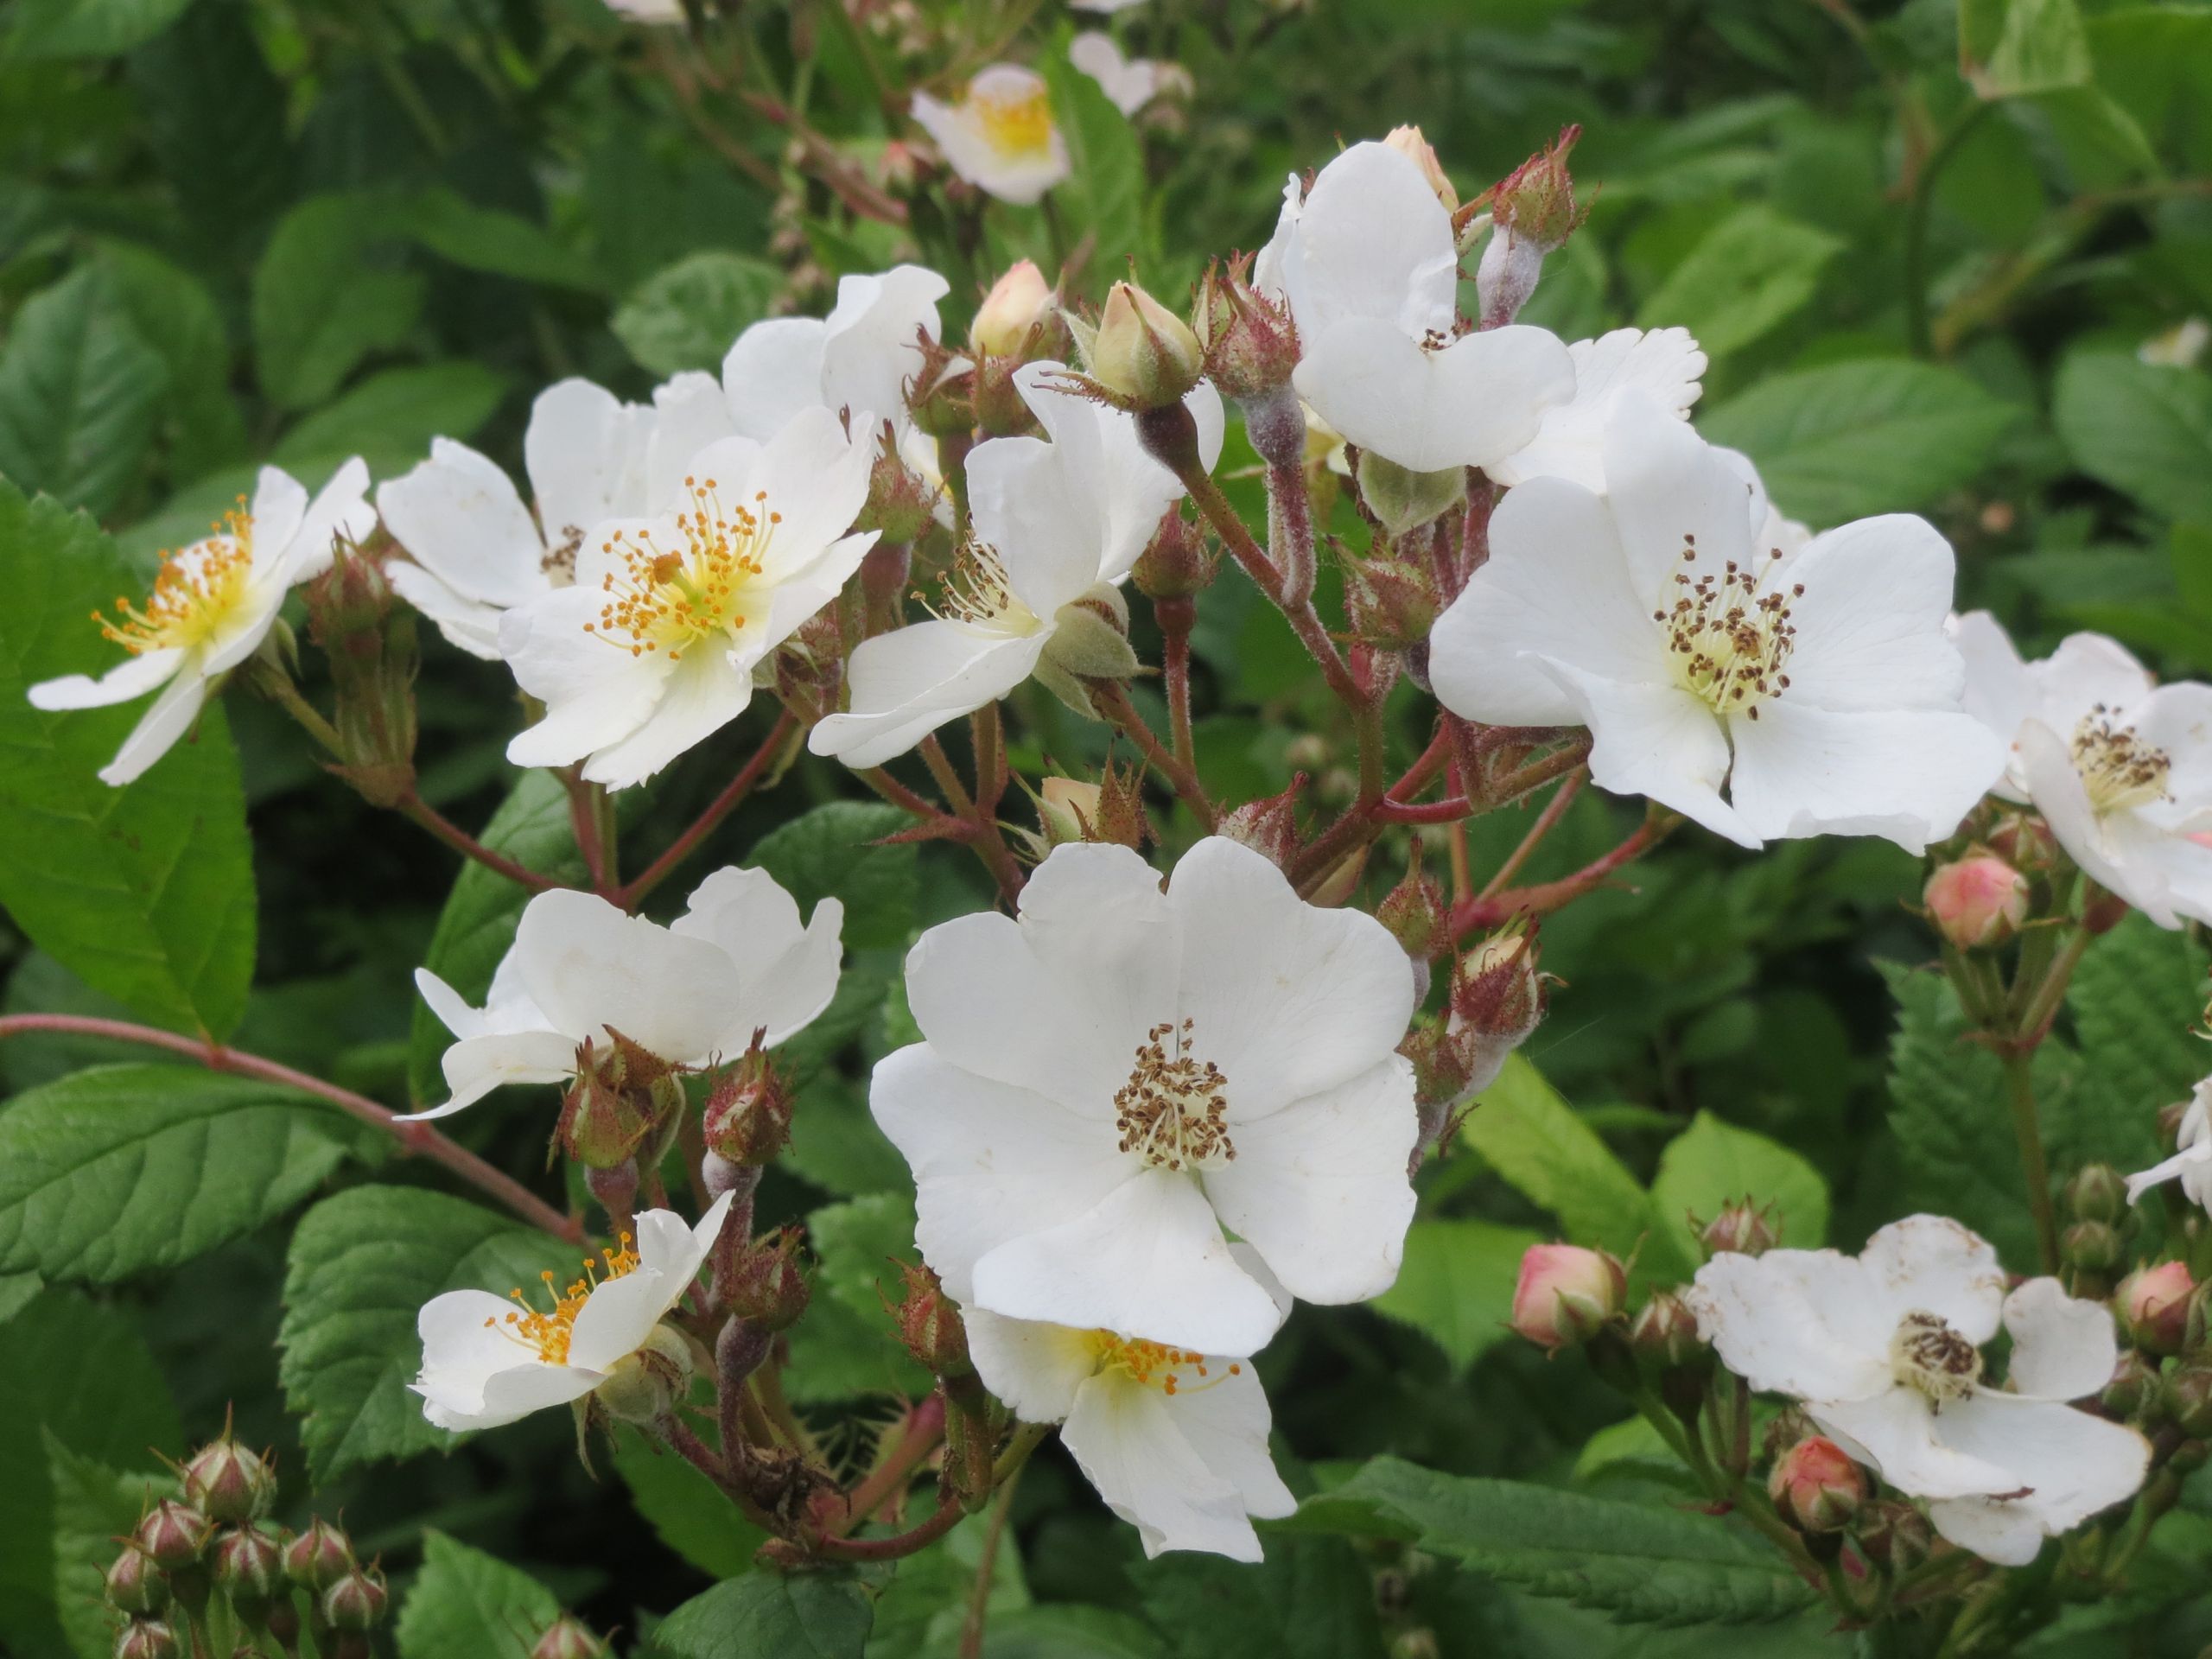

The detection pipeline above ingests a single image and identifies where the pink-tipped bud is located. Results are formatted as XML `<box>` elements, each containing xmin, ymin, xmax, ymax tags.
<box><xmin>1628</xmin><ymin>1291</ymin><xmax>1707</xmax><ymax>1370</ymax></box>
<box><xmin>1376</xmin><ymin>843</ymin><xmax>1449</xmax><ymax>963</ymax></box>
<box><xmin>701</xmin><ymin>1038</ymin><xmax>792</xmax><ymax>1169</ymax></box>
<box><xmin>1446</xmin><ymin>925</ymin><xmax>1546</xmax><ymax>1098</ymax></box>
<box><xmin>1699</xmin><ymin>1199</ymin><xmax>1782</xmax><ymax>1259</ymax></box>
<box><xmin>1767</xmin><ymin>1437</ymin><xmax>1865</xmax><ymax>1533</ymax></box>
<box><xmin>1923</xmin><ymin>855</ymin><xmax>2029</xmax><ymax>950</ymax></box>
<box><xmin>1510</xmin><ymin>1243</ymin><xmax>1626</xmax><ymax>1352</ymax></box>
<box><xmin>1194</xmin><ymin>256</ymin><xmax>1300</xmax><ymax>408</ymax></box>
<box><xmin>888</xmin><ymin>1262</ymin><xmax>972</xmax><ymax>1377</ymax></box>
<box><xmin>213</xmin><ymin>1526</ymin><xmax>283</xmax><ymax>1618</ymax></box>
<box><xmin>556</xmin><ymin>1034</ymin><xmax>667</xmax><ymax>1171</ymax></box>
<box><xmin>725</xmin><ymin>1227</ymin><xmax>812</xmax><ymax>1332</ymax></box>
<box><xmin>280</xmin><ymin>1518</ymin><xmax>354</xmax><ymax>1592</ymax></box>
<box><xmin>1344</xmin><ymin>550</ymin><xmax>1441</xmax><ymax>654</ymax></box>
<box><xmin>972</xmin><ymin>260</ymin><xmax>1058</xmax><ymax>359</ymax></box>
<box><xmin>105</xmin><ymin>1543</ymin><xmax>171</xmax><ymax>1616</ymax></box>
<box><xmin>1382</xmin><ymin>124</ymin><xmax>1457</xmax><ymax>214</ymax></box>
<box><xmin>1219</xmin><ymin>775</ymin><xmax>1306</xmax><ymax>872</ymax></box>
<box><xmin>1985</xmin><ymin>810</ymin><xmax>2057</xmax><ymax>874</ymax></box>
<box><xmin>1092</xmin><ymin>282</ymin><xmax>1205</xmax><ymax>410</ymax></box>
<box><xmin>2121</xmin><ymin>1261</ymin><xmax>2196</xmax><ymax>1355</ymax></box>
<box><xmin>181</xmin><ymin>1431</ymin><xmax>276</xmax><ymax>1527</ymax></box>
<box><xmin>134</xmin><ymin>1501</ymin><xmax>209</xmax><ymax>1573</ymax></box>
<box><xmin>320</xmin><ymin>1565</ymin><xmax>388</xmax><ymax>1633</ymax></box>
<box><xmin>531</xmin><ymin>1614</ymin><xmax>607</xmax><ymax>1659</ymax></box>
<box><xmin>114</xmin><ymin>1620</ymin><xmax>181</xmax><ymax>1659</ymax></box>
<box><xmin>1477</xmin><ymin>124</ymin><xmax>1586</xmax><ymax>254</ymax></box>
<box><xmin>1132</xmin><ymin>507</ymin><xmax>1216</xmax><ymax>601</ymax></box>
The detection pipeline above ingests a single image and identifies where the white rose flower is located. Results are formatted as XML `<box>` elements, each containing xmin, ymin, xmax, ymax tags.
<box><xmin>498</xmin><ymin>406</ymin><xmax>876</xmax><ymax>788</ymax></box>
<box><xmin>911</xmin><ymin>65</ymin><xmax>1071</xmax><ymax>206</ymax></box>
<box><xmin>408</xmin><ymin>869</ymin><xmax>842</xmax><ymax>1120</ymax></box>
<box><xmin>1953</xmin><ymin>613</ymin><xmax>2212</xmax><ymax>929</ymax></box>
<box><xmin>873</xmin><ymin>836</ymin><xmax>1419</xmax><ymax>1358</ymax></box>
<box><xmin>412</xmin><ymin>1192</ymin><xmax>732</xmax><ymax>1432</ymax></box>
<box><xmin>1429</xmin><ymin>393</ymin><xmax>2005</xmax><ymax>851</ymax></box>
<box><xmin>29</xmin><ymin>460</ymin><xmax>375</xmax><ymax>786</ymax></box>
<box><xmin>1070</xmin><ymin>32</ymin><xmax>1183</xmax><ymax>117</ymax></box>
<box><xmin>2129</xmin><ymin>1077</ymin><xmax>2212</xmax><ymax>1209</ymax></box>
<box><xmin>1688</xmin><ymin>1216</ymin><xmax>2149</xmax><ymax>1566</ymax></box>
<box><xmin>378</xmin><ymin>379</ymin><xmax>654</xmax><ymax>659</ymax></box>
<box><xmin>966</xmin><ymin>1251</ymin><xmax>1295</xmax><ymax>1560</ymax></box>
<box><xmin>808</xmin><ymin>363</ymin><xmax>1224</xmax><ymax>769</ymax></box>
<box><xmin>1485</xmin><ymin>327</ymin><xmax>1707</xmax><ymax>493</ymax></box>
<box><xmin>1254</xmin><ymin>140</ymin><xmax>1573</xmax><ymax>475</ymax></box>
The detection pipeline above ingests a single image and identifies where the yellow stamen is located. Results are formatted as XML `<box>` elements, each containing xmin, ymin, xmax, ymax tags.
<box><xmin>1655</xmin><ymin>535</ymin><xmax>1798</xmax><ymax>720</ymax></box>
<box><xmin>484</xmin><ymin>1232</ymin><xmax>641</xmax><ymax>1365</ymax></box>
<box><xmin>974</xmin><ymin>85</ymin><xmax>1055</xmax><ymax>161</ymax></box>
<box><xmin>1086</xmin><ymin>1332</ymin><xmax>1243</xmax><ymax>1397</ymax></box>
<box><xmin>584</xmin><ymin>477</ymin><xmax>780</xmax><ymax>662</ymax></box>
<box><xmin>94</xmin><ymin>501</ymin><xmax>256</xmax><ymax>656</ymax></box>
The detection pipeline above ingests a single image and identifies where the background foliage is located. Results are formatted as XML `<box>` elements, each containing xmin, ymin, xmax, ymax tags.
<box><xmin>2</xmin><ymin>0</ymin><xmax>2210</xmax><ymax>1653</ymax></box>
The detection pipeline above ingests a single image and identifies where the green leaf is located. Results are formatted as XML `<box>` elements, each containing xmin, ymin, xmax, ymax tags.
<box><xmin>1649</xmin><ymin>1111</ymin><xmax>1829</xmax><ymax>1263</ymax></box>
<box><xmin>612</xmin><ymin>251</ymin><xmax>785</xmax><ymax>378</ymax></box>
<box><xmin>96</xmin><ymin>240</ymin><xmax>248</xmax><ymax>481</ymax></box>
<box><xmin>251</xmin><ymin>194</ymin><xmax>427</xmax><ymax>410</ymax></box>
<box><xmin>397</xmin><ymin>188</ymin><xmax>600</xmax><ymax>291</ymax></box>
<box><xmin>1882</xmin><ymin>962</ymin><xmax>2079</xmax><ymax>1272</ymax></box>
<box><xmin>1570</xmin><ymin>1414</ymin><xmax>1681</xmax><ymax>1484</ymax></box>
<box><xmin>1458</xmin><ymin>1057</ymin><xmax>1682</xmax><ymax>1279</ymax></box>
<box><xmin>1042</xmin><ymin>49</ymin><xmax>1154</xmax><ymax>277</ymax></box>
<box><xmin>750</xmin><ymin>802</ymin><xmax>920</xmax><ymax>952</ymax></box>
<box><xmin>1980</xmin><ymin>0</ymin><xmax>2094</xmax><ymax>97</ymax></box>
<box><xmin>612</xmin><ymin>1424</ymin><xmax>767</xmax><ymax>1580</ymax></box>
<box><xmin>652</xmin><ymin>1569</ymin><xmax>874</xmax><ymax>1658</ymax></box>
<box><xmin>0</xmin><ymin>1274</ymin><xmax>40</xmax><ymax>1325</ymax></box>
<box><xmin>46</xmin><ymin>1435</ymin><xmax>172</xmax><ymax>1659</ymax></box>
<box><xmin>0</xmin><ymin>1063</ymin><xmax>357</xmax><ymax>1283</ymax></box>
<box><xmin>868</xmin><ymin>1512</ymin><xmax>1028</xmax><ymax>1659</ymax></box>
<box><xmin>396</xmin><ymin>1530</ymin><xmax>562</xmax><ymax>1659</ymax></box>
<box><xmin>1134</xmin><ymin>1534</ymin><xmax>1387</xmax><ymax>1659</ymax></box>
<box><xmin>0</xmin><ymin>479</ymin><xmax>257</xmax><ymax>1037</ymax></box>
<box><xmin>976</xmin><ymin>1608</ymin><xmax>1166</xmax><ymax>1658</ymax></box>
<box><xmin>1635</xmin><ymin>206</ymin><xmax>1840</xmax><ymax>360</ymax></box>
<box><xmin>2052</xmin><ymin>353</ymin><xmax>2212</xmax><ymax>524</ymax></box>
<box><xmin>278</xmin><ymin>1185</ymin><xmax>558</xmax><ymax>1484</ymax></box>
<box><xmin>408</xmin><ymin>772</ymin><xmax>587</xmax><ymax>1109</ymax></box>
<box><xmin>1370</xmin><ymin>1217</ymin><xmax>1542</xmax><ymax>1375</ymax></box>
<box><xmin>0</xmin><ymin>265</ymin><xmax>168</xmax><ymax>515</ymax></box>
<box><xmin>276</xmin><ymin>363</ymin><xmax>508</xmax><ymax>478</ymax></box>
<box><xmin>786</xmin><ymin>1193</ymin><xmax>933</xmax><ymax>1405</ymax></box>
<box><xmin>0</xmin><ymin>1289</ymin><xmax>179</xmax><ymax>1656</ymax></box>
<box><xmin>6</xmin><ymin>0</ymin><xmax>194</xmax><ymax>58</ymax></box>
<box><xmin>1287</xmin><ymin>1457</ymin><xmax>1815</xmax><ymax>1626</ymax></box>
<box><xmin>785</xmin><ymin>1071</ymin><xmax>914</xmax><ymax>1200</ymax></box>
<box><xmin>1700</xmin><ymin>359</ymin><xmax>2023</xmax><ymax>528</ymax></box>
<box><xmin>2058</xmin><ymin>913</ymin><xmax>2206</xmax><ymax>1173</ymax></box>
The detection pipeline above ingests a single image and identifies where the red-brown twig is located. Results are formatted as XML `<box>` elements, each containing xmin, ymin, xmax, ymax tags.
<box><xmin>1451</xmin><ymin>813</ymin><xmax>1669</xmax><ymax>939</ymax></box>
<box><xmin>616</xmin><ymin>712</ymin><xmax>798</xmax><ymax>909</ymax></box>
<box><xmin>397</xmin><ymin>791</ymin><xmax>567</xmax><ymax>893</ymax></box>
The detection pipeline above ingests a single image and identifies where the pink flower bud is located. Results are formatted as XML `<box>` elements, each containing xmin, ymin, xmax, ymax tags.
<box><xmin>1699</xmin><ymin>1199</ymin><xmax>1782</xmax><ymax>1259</ymax></box>
<box><xmin>1446</xmin><ymin>925</ymin><xmax>1546</xmax><ymax>1097</ymax></box>
<box><xmin>281</xmin><ymin>1518</ymin><xmax>355</xmax><ymax>1592</ymax></box>
<box><xmin>133</xmin><ymin>1500</ymin><xmax>209</xmax><ymax>1573</ymax></box>
<box><xmin>1382</xmin><ymin>124</ymin><xmax>1458</xmax><ymax>213</ymax></box>
<box><xmin>1510</xmin><ymin>1243</ymin><xmax>1625</xmax><ymax>1351</ymax></box>
<box><xmin>1195</xmin><ymin>256</ymin><xmax>1300</xmax><ymax>409</ymax></box>
<box><xmin>1219</xmin><ymin>775</ymin><xmax>1306</xmax><ymax>872</ymax></box>
<box><xmin>181</xmin><ymin>1428</ymin><xmax>276</xmax><ymax>1526</ymax></box>
<box><xmin>2120</xmin><ymin>1261</ymin><xmax>2196</xmax><ymax>1355</ymax></box>
<box><xmin>1767</xmin><ymin>1437</ymin><xmax>1865</xmax><ymax>1533</ymax></box>
<box><xmin>701</xmin><ymin>1038</ymin><xmax>792</xmax><ymax>1169</ymax></box>
<box><xmin>531</xmin><ymin>1615</ymin><xmax>607</xmax><ymax>1659</ymax></box>
<box><xmin>1923</xmin><ymin>855</ymin><xmax>2029</xmax><ymax>950</ymax></box>
<box><xmin>972</xmin><ymin>259</ymin><xmax>1056</xmax><ymax>358</ymax></box>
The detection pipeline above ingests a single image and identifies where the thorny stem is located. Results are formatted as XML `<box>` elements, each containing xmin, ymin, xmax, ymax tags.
<box><xmin>1477</xmin><ymin>769</ymin><xmax>1587</xmax><ymax>900</ymax></box>
<box><xmin>0</xmin><ymin>1014</ymin><xmax>580</xmax><ymax>1242</ymax></box>
<box><xmin>971</xmin><ymin>702</ymin><xmax>1009</xmax><ymax>818</ymax></box>
<box><xmin>616</xmin><ymin>712</ymin><xmax>798</xmax><ymax>909</ymax></box>
<box><xmin>959</xmin><ymin>1461</ymin><xmax>1027</xmax><ymax>1659</ymax></box>
<box><xmin>810</xmin><ymin>1492</ymin><xmax>967</xmax><ymax>1561</ymax></box>
<box><xmin>1094</xmin><ymin>682</ymin><xmax>1217</xmax><ymax>829</ymax></box>
<box><xmin>2000</xmin><ymin>1048</ymin><xmax>2063</xmax><ymax>1274</ymax></box>
<box><xmin>1158</xmin><ymin>594</ymin><xmax>1199</xmax><ymax>769</ymax></box>
<box><xmin>398</xmin><ymin>792</ymin><xmax>565</xmax><ymax>893</ymax></box>
<box><xmin>923</xmin><ymin>733</ymin><xmax>1026</xmax><ymax>904</ymax></box>
<box><xmin>1451</xmin><ymin>809</ymin><xmax>1671</xmax><ymax>938</ymax></box>
<box><xmin>563</xmin><ymin>769</ymin><xmax>616</xmax><ymax>899</ymax></box>
<box><xmin>833</xmin><ymin>1394</ymin><xmax>948</xmax><ymax>1536</ymax></box>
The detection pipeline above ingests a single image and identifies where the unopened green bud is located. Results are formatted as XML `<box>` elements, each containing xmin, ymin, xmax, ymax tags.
<box><xmin>320</xmin><ymin>1565</ymin><xmax>388</xmax><ymax>1632</ymax></box>
<box><xmin>724</xmin><ymin>1227</ymin><xmax>811</xmax><ymax>1332</ymax></box>
<box><xmin>590</xmin><ymin>1323</ymin><xmax>694</xmax><ymax>1427</ymax></box>
<box><xmin>213</xmin><ymin>1526</ymin><xmax>283</xmax><ymax>1620</ymax></box>
<box><xmin>105</xmin><ymin>1543</ymin><xmax>171</xmax><ymax>1616</ymax></box>
<box><xmin>531</xmin><ymin>1613</ymin><xmax>607</xmax><ymax>1659</ymax></box>
<box><xmin>2065</xmin><ymin>1163</ymin><xmax>2129</xmax><ymax>1225</ymax></box>
<box><xmin>1091</xmin><ymin>282</ymin><xmax>1204</xmax><ymax>410</ymax></box>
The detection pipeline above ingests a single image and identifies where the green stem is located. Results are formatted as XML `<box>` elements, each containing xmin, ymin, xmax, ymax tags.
<box><xmin>2000</xmin><ymin>1047</ymin><xmax>2062</xmax><ymax>1274</ymax></box>
<box><xmin>959</xmin><ymin>1459</ymin><xmax>1027</xmax><ymax>1659</ymax></box>
<box><xmin>1904</xmin><ymin>101</ymin><xmax>1995</xmax><ymax>357</ymax></box>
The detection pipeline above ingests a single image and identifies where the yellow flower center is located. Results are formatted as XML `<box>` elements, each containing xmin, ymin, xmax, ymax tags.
<box><xmin>1888</xmin><ymin>1310</ymin><xmax>1982</xmax><ymax>1408</ymax></box>
<box><xmin>486</xmin><ymin>1232</ymin><xmax>641</xmax><ymax>1366</ymax></box>
<box><xmin>2072</xmin><ymin>706</ymin><xmax>2170</xmax><ymax>814</ymax></box>
<box><xmin>1114</xmin><ymin>1018</ymin><xmax>1234</xmax><ymax>1172</ymax></box>
<box><xmin>94</xmin><ymin>503</ymin><xmax>256</xmax><ymax>656</ymax></box>
<box><xmin>1654</xmin><ymin>538</ymin><xmax>1798</xmax><ymax>719</ymax></box>
<box><xmin>922</xmin><ymin>541</ymin><xmax>1039</xmax><ymax>636</ymax></box>
<box><xmin>1087</xmin><ymin>1331</ymin><xmax>1243</xmax><ymax>1397</ymax></box>
<box><xmin>974</xmin><ymin>84</ymin><xmax>1055</xmax><ymax>161</ymax></box>
<box><xmin>583</xmin><ymin>476</ymin><xmax>781</xmax><ymax>662</ymax></box>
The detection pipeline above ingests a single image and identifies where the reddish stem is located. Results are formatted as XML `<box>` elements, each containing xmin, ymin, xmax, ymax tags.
<box><xmin>0</xmin><ymin>1014</ymin><xmax>580</xmax><ymax>1242</ymax></box>
<box><xmin>810</xmin><ymin>1492</ymin><xmax>965</xmax><ymax>1562</ymax></box>
<box><xmin>397</xmin><ymin>793</ymin><xmax>567</xmax><ymax>893</ymax></box>
<box><xmin>1095</xmin><ymin>683</ymin><xmax>1217</xmax><ymax>830</ymax></box>
<box><xmin>1477</xmin><ymin>769</ymin><xmax>1587</xmax><ymax>902</ymax></box>
<box><xmin>832</xmin><ymin>1393</ymin><xmax>948</xmax><ymax>1536</ymax></box>
<box><xmin>1387</xmin><ymin>726</ymin><xmax>1454</xmax><ymax>804</ymax></box>
<box><xmin>563</xmin><ymin>770</ymin><xmax>614</xmax><ymax>899</ymax></box>
<box><xmin>617</xmin><ymin>712</ymin><xmax>797</xmax><ymax>909</ymax></box>
<box><xmin>1370</xmin><ymin>795</ymin><xmax>1474</xmax><ymax>825</ymax></box>
<box><xmin>1451</xmin><ymin>816</ymin><xmax>1666</xmax><ymax>938</ymax></box>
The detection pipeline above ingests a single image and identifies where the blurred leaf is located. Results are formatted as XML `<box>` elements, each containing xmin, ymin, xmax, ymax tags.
<box><xmin>2052</xmin><ymin>353</ymin><xmax>2212</xmax><ymax>524</ymax></box>
<box><xmin>0</xmin><ymin>265</ymin><xmax>167</xmax><ymax>515</ymax></box>
<box><xmin>1134</xmin><ymin>1535</ymin><xmax>1386</xmax><ymax>1659</ymax></box>
<box><xmin>407</xmin><ymin>772</ymin><xmax>586</xmax><ymax>1109</ymax></box>
<box><xmin>251</xmin><ymin>194</ymin><xmax>427</xmax><ymax>410</ymax></box>
<box><xmin>1570</xmin><ymin>1414</ymin><xmax>1681</xmax><ymax>1484</ymax></box>
<box><xmin>279</xmin><ymin>1186</ymin><xmax>556</xmax><ymax>1484</ymax></box>
<box><xmin>612</xmin><ymin>251</ymin><xmax>785</xmax><ymax>378</ymax></box>
<box><xmin>868</xmin><ymin>1512</ymin><xmax>1029</xmax><ymax>1659</ymax></box>
<box><xmin>96</xmin><ymin>240</ymin><xmax>247</xmax><ymax>482</ymax></box>
<box><xmin>2088</xmin><ymin>6</ymin><xmax>2212</xmax><ymax>168</ymax></box>
<box><xmin>751</xmin><ymin>802</ymin><xmax>919</xmax><ymax>952</ymax></box>
<box><xmin>396</xmin><ymin>1530</ymin><xmax>562</xmax><ymax>1659</ymax></box>
<box><xmin>1370</xmin><ymin>1217</ymin><xmax>1542</xmax><ymax>1375</ymax></box>
<box><xmin>45</xmin><ymin>1435</ymin><xmax>172</xmax><ymax>1659</ymax></box>
<box><xmin>2057</xmin><ymin>913</ymin><xmax>2204</xmax><ymax>1173</ymax></box>
<box><xmin>0</xmin><ymin>1290</ymin><xmax>178</xmax><ymax>1656</ymax></box>
<box><xmin>124</xmin><ymin>1</ymin><xmax>293</xmax><ymax>240</ymax></box>
<box><xmin>651</xmin><ymin>1569</ymin><xmax>875</xmax><ymax>1657</ymax></box>
<box><xmin>1882</xmin><ymin>962</ymin><xmax>2079</xmax><ymax>1271</ymax></box>
<box><xmin>612</xmin><ymin>1423</ymin><xmax>766</xmax><ymax>1580</ymax></box>
<box><xmin>1649</xmin><ymin>1111</ymin><xmax>1829</xmax><ymax>1261</ymax></box>
<box><xmin>1635</xmin><ymin>206</ymin><xmax>1840</xmax><ymax>360</ymax></box>
<box><xmin>1286</xmin><ymin>1458</ymin><xmax>1814</xmax><ymax>1626</ymax></box>
<box><xmin>1042</xmin><ymin>49</ymin><xmax>1154</xmax><ymax>283</ymax></box>
<box><xmin>1977</xmin><ymin>0</ymin><xmax>2093</xmax><ymax>98</ymax></box>
<box><xmin>6</xmin><ymin>0</ymin><xmax>194</xmax><ymax>58</ymax></box>
<box><xmin>0</xmin><ymin>1063</ymin><xmax>357</xmax><ymax>1283</ymax></box>
<box><xmin>1702</xmin><ymin>359</ymin><xmax>2022</xmax><ymax>527</ymax></box>
<box><xmin>0</xmin><ymin>480</ymin><xmax>256</xmax><ymax>1037</ymax></box>
<box><xmin>785</xmin><ymin>1071</ymin><xmax>913</xmax><ymax>1199</ymax></box>
<box><xmin>399</xmin><ymin>187</ymin><xmax>600</xmax><ymax>291</ymax></box>
<box><xmin>275</xmin><ymin>362</ymin><xmax>508</xmax><ymax>476</ymax></box>
<box><xmin>976</xmin><ymin>1607</ymin><xmax>1165</xmax><ymax>1657</ymax></box>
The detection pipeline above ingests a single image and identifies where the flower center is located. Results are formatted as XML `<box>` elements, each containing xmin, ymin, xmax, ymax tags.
<box><xmin>1114</xmin><ymin>1019</ymin><xmax>1234</xmax><ymax>1172</ymax></box>
<box><xmin>583</xmin><ymin>476</ymin><xmax>779</xmax><ymax>662</ymax></box>
<box><xmin>1655</xmin><ymin>538</ymin><xmax>1798</xmax><ymax>718</ymax></box>
<box><xmin>1889</xmin><ymin>1309</ymin><xmax>1982</xmax><ymax>1407</ymax></box>
<box><xmin>923</xmin><ymin>541</ymin><xmax>1039</xmax><ymax>637</ymax></box>
<box><xmin>1086</xmin><ymin>1331</ymin><xmax>1243</xmax><ymax>1396</ymax></box>
<box><xmin>2072</xmin><ymin>706</ymin><xmax>2170</xmax><ymax>813</ymax></box>
<box><xmin>94</xmin><ymin>504</ymin><xmax>256</xmax><ymax>656</ymax></box>
<box><xmin>486</xmin><ymin>1232</ymin><xmax>641</xmax><ymax>1365</ymax></box>
<box><xmin>974</xmin><ymin>85</ymin><xmax>1054</xmax><ymax>161</ymax></box>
